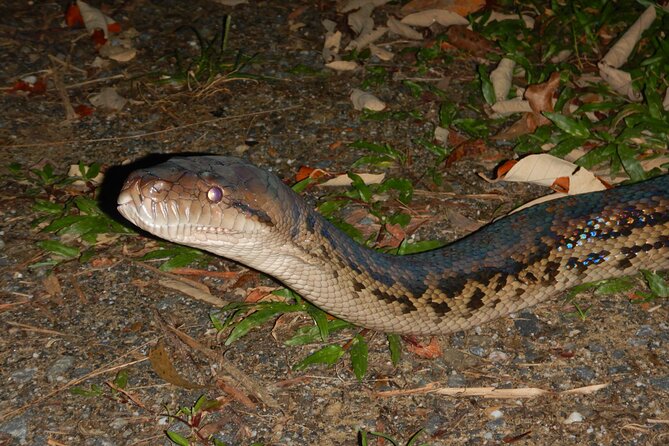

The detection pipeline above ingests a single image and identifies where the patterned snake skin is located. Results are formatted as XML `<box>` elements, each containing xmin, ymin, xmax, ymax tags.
<box><xmin>118</xmin><ymin>156</ymin><xmax>669</xmax><ymax>335</ymax></box>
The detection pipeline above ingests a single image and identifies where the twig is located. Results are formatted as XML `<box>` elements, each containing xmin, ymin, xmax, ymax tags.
<box><xmin>164</xmin><ymin>324</ymin><xmax>281</xmax><ymax>409</ymax></box>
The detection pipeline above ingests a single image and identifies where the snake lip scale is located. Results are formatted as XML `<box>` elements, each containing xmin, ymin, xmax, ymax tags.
<box><xmin>118</xmin><ymin>156</ymin><xmax>669</xmax><ymax>335</ymax></box>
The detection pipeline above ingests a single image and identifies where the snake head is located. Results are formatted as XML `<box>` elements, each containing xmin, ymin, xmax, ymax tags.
<box><xmin>117</xmin><ymin>156</ymin><xmax>294</xmax><ymax>257</ymax></box>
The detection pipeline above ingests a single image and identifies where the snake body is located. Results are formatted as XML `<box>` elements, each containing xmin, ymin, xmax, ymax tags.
<box><xmin>118</xmin><ymin>156</ymin><xmax>669</xmax><ymax>335</ymax></box>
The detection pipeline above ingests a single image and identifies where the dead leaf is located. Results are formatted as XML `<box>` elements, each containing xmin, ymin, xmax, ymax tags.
<box><xmin>601</xmin><ymin>5</ymin><xmax>656</xmax><ymax>68</ymax></box>
<box><xmin>525</xmin><ymin>71</ymin><xmax>560</xmax><ymax>124</ymax></box>
<box><xmin>159</xmin><ymin>278</ymin><xmax>228</xmax><ymax>307</ymax></box>
<box><xmin>445</xmin><ymin>25</ymin><xmax>494</xmax><ymax>56</ymax></box>
<box><xmin>350</xmin><ymin>88</ymin><xmax>386</xmax><ymax>111</ymax></box>
<box><xmin>318</xmin><ymin>171</ymin><xmax>385</xmax><ymax>186</ymax></box>
<box><xmin>76</xmin><ymin>1</ymin><xmax>119</xmax><ymax>40</ymax></box>
<box><xmin>401</xmin><ymin>9</ymin><xmax>469</xmax><ymax>27</ymax></box>
<box><xmin>598</xmin><ymin>63</ymin><xmax>642</xmax><ymax>101</ymax></box>
<box><xmin>387</xmin><ymin>17</ymin><xmax>423</xmax><ymax>40</ymax></box>
<box><xmin>490</xmin><ymin>58</ymin><xmax>515</xmax><ymax>102</ymax></box>
<box><xmin>148</xmin><ymin>340</ymin><xmax>203</xmax><ymax>389</ymax></box>
<box><xmin>400</xmin><ymin>0</ymin><xmax>484</xmax><ymax>17</ymax></box>
<box><xmin>43</xmin><ymin>275</ymin><xmax>62</xmax><ymax>297</ymax></box>
<box><xmin>405</xmin><ymin>337</ymin><xmax>442</xmax><ymax>359</ymax></box>
<box><xmin>325</xmin><ymin>60</ymin><xmax>359</xmax><ymax>71</ymax></box>
<box><xmin>89</xmin><ymin>87</ymin><xmax>127</xmax><ymax>111</ymax></box>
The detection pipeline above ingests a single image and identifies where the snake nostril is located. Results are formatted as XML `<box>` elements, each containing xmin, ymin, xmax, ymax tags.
<box><xmin>142</xmin><ymin>180</ymin><xmax>170</xmax><ymax>201</ymax></box>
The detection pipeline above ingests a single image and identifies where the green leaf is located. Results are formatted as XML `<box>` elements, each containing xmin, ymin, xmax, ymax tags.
<box><xmin>616</xmin><ymin>144</ymin><xmax>647</xmax><ymax>182</ymax></box>
<box><xmin>225</xmin><ymin>302</ymin><xmax>304</xmax><ymax>345</ymax></box>
<box><xmin>478</xmin><ymin>65</ymin><xmax>496</xmax><ymax>104</ymax></box>
<box><xmin>291</xmin><ymin>177</ymin><xmax>315</xmax><ymax>193</ymax></box>
<box><xmin>293</xmin><ymin>344</ymin><xmax>345</xmax><ymax>370</ymax></box>
<box><xmin>397</xmin><ymin>239</ymin><xmax>445</xmax><ymax>255</ymax></box>
<box><xmin>33</xmin><ymin>199</ymin><xmax>64</xmax><ymax>214</ymax></box>
<box><xmin>284</xmin><ymin>319</ymin><xmax>352</xmax><ymax>346</ymax></box>
<box><xmin>593</xmin><ymin>278</ymin><xmax>635</xmax><ymax>295</ymax></box>
<box><xmin>70</xmin><ymin>384</ymin><xmax>103</xmax><ymax>397</ymax></box>
<box><xmin>348</xmin><ymin>172</ymin><xmax>372</xmax><ymax>203</ymax></box>
<box><xmin>113</xmin><ymin>370</ymin><xmax>128</xmax><ymax>389</ymax></box>
<box><xmin>37</xmin><ymin>240</ymin><xmax>80</xmax><ymax>259</ymax></box>
<box><xmin>438</xmin><ymin>102</ymin><xmax>458</xmax><ymax>127</ymax></box>
<box><xmin>387</xmin><ymin>333</ymin><xmax>402</xmax><ymax>366</ymax></box>
<box><xmin>306</xmin><ymin>304</ymin><xmax>330</xmax><ymax>341</ymax></box>
<box><xmin>166</xmin><ymin>430</ymin><xmax>190</xmax><ymax>446</ymax></box>
<box><xmin>350</xmin><ymin>334</ymin><xmax>368</xmax><ymax>381</ymax></box>
<box><xmin>543</xmin><ymin>111</ymin><xmax>591</xmax><ymax>138</ymax></box>
<box><xmin>641</xmin><ymin>270</ymin><xmax>669</xmax><ymax>298</ymax></box>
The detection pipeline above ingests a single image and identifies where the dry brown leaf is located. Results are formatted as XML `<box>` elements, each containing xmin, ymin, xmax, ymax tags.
<box><xmin>401</xmin><ymin>9</ymin><xmax>468</xmax><ymax>27</ymax></box>
<box><xmin>597</xmin><ymin>63</ymin><xmax>642</xmax><ymax>101</ymax></box>
<box><xmin>325</xmin><ymin>60</ymin><xmax>359</xmax><ymax>71</ymax></box>
<box><xmin>148</xmin><ymin>340</ymin><xmax>202</xmax><ymax>389</ymax></box>
<box><xmin>490</xmin><ymin>58</ymin><xmax>515</xmax><ymax>101</ymax></box>
<box><xmin>77</xmin><ymin>0</ymin><xmax>116</xmax><ymax>38</ymax></box>
<box><xmin>400</xmin><ymin>0</ymin><xmax>484</xmax><ymax>17</ymax></box>
<box><xmin>525</xmin><ymin>71</ymin><xmax>560</xmax><ymax>117</ymax></box>
<box><xmin>444</xmin><ymin>25</ymin><xmax>493</xmax><ymax>56</ymax></box>
<box><xmin>601</xmin><ymin>5</ymin><xmax>656</xmax><ymax>68</ymax></box>
<box><xmin>350</xmin><ymin>88</ymin><xmax>386</xmax><ymax>111</ymax></box>
<box><xmin>387</xmin><ymin>17</ymin><xmax>423</xmax><ymax>40</ymax></box>
<box><xmin>346</xmin><ymin>26</ymin><xmax>388</xmax><ymax>51</ymax></box>
<box><xmin>405</xmin><ymin>337</ymin><xmax>442</xmax><ymax>358</ymax></box>
<box><xmin>318</xmin><ymin>171</ymin><xmax>385</xmax><ymax>186</ymax></box>
<box><xmin>89</xmin><ymin>87</ymin><xmax>127</xmax><ymax>111</ymax></box>
<box><xmin>159</xmin><ymin>278</ymin><xmax>228</xmax><ymax>307</ymax></box>
<box><xmin>43</xmin><ymin>275</ymin><xmax>62</xmax><ymax>297</ymax></box>
<box><xmin>369</xmin><ymin>44</ymin><xmax>394</xmax><ymax>61</ymax></box>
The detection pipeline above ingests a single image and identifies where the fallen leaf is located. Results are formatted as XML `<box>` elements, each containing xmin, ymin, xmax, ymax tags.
<box><xmin>318</xmin><ymin>172</ymin><xmax>385</xmax><ymax>186</ymax></box>
<box><xmin>387</xmin><ymin>16</ymin><xmax>423</xmax><ymax>40</ymax></box>
<box><xmin>400</xmin><ymin>0</ymin><xmax>484</xmax><ymax>17</ymax></box>
<box><xmin>445</xmin><ymin>25</ymin><xmax>494</xmax><ymax>56</ymax></box>
<box><xmin>600</xmin><ymin>5</ymin><xmax>656</xmax><ymax>68</ymax></box>
<box><xmin>148</xmin><ymin>340</ymin><xmax>202</xmax><ymax>389</ymax></box>
<box><xmin>325</xmin><ymin>60</ymin><xmax>359</xmax><ymax>71</ymax></box>
<box><xmin>490</xmin><ymin>58</ymin><xmax>515</xmax><ymax>102</ymax></box>
<box><xmin>401</xmin><ymin>9</ymin><xmax>469</xmax><ymax>27</ymax></box>
<box><xmin>405</xmin><ymin>337</ymin><xmax>442</xmax><ymax>359</ymax></box>
<box><xmin>350</xmin><ymin>88</ymin><xmax>386</xmax><ymax>111</ymax></box>
<box><xmin>89</xmin><ymin>87</ymin><xmax>127</xmax><ymax>111</ymax></box>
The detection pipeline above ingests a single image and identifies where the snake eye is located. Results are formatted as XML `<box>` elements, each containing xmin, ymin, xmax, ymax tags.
<box><xmin>207</xmin><ymin>186</ymin><xmax>224</xmax><ymax>203</ymax></box>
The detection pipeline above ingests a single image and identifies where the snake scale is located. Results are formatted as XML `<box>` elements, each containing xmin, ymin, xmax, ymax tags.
<box><xmin>118</xmin><ymin>156</ymin><xmax>669</xmax><ymax>335</ymax></box>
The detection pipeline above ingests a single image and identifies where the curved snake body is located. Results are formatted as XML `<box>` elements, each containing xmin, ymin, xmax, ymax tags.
<box><xmin>118</xmin><ymin>156</ymin><xmax>669</xmax><ymax>335</ymax></box>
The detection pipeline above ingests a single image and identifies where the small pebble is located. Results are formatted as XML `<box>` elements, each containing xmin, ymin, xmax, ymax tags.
<box><xmin>564</xmin><ymin>412</ymin><xmax>584</xmax><ymax>424</ymax></box>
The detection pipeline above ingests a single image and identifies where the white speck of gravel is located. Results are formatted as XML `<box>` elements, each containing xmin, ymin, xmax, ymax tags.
<box><xmin>564</xmin><ymin>412</ymin><xmax>584</xmax><ymax>424</ymax></box>
<box><xmin>157</xmin><ymin>416</ymin><xmax>168</xmax><ymax>425</ymax></box>
<box><xmin>489</xmin><ymin>409</ymin><xmax>503</xmax><ymax>419</ymax></box>
<box><xmin>483</xmin><ymin>432</ymin><xmax>493</xmax><ymax>440</ymax></box>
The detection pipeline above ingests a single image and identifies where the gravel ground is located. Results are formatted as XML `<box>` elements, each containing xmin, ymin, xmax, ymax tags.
<box><xmin>1</xmin><ymin>1</ymin><xmax>668</xmax><ymax>445</ymax></box>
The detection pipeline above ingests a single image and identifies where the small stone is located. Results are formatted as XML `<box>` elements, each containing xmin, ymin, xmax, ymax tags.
<box><xmin>46</xmin><ymin>355</ymin><xmax>75</xmax><ymax>383</ymax></box>
<box><xmin>469</xmin><ymin>346</ymin><xmax>486</xmax><ymax>357</ymax></box>
<box><xmin>487</xmin><ymin>350</ymin><xmax>508</xmax><ymax>362</ymax></box>
<box><xmin>572</xmin><ymin>366</ymin><xmax>596</xmax><ymax>382</ymax></box>
<box><xmin>514</xmin><ymin>311</ymin><xmax>542</xmax><ymax>336</ymax></box>
<box><xmin>10</xmin><ymin>368</ymin><xmax>37</xmax><ymax>384</ymax></box>
<box><xmin>0</xmin><ymin>413</ymin><xmax>28</xmax><ymax>444</ymax></box>
<box><xmin>564</xmin><ymin>412</ymin><xmax>584</xmax><ymax>424</ymax></box>
<box><xmin>447</xmin><ymin>373</ymin><xmax>465</xmax><ymax>387</ymax></box>
<box><xmin>650</xmin><ymin>376</ymin><xmax>669</xmax><ymax>391</ymax></box>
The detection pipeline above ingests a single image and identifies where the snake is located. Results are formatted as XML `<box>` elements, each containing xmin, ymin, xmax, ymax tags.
<box><xmin>117</xmin><ymin>156</ymin><xmax>669</xmax><ymax>335</ymax></box>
